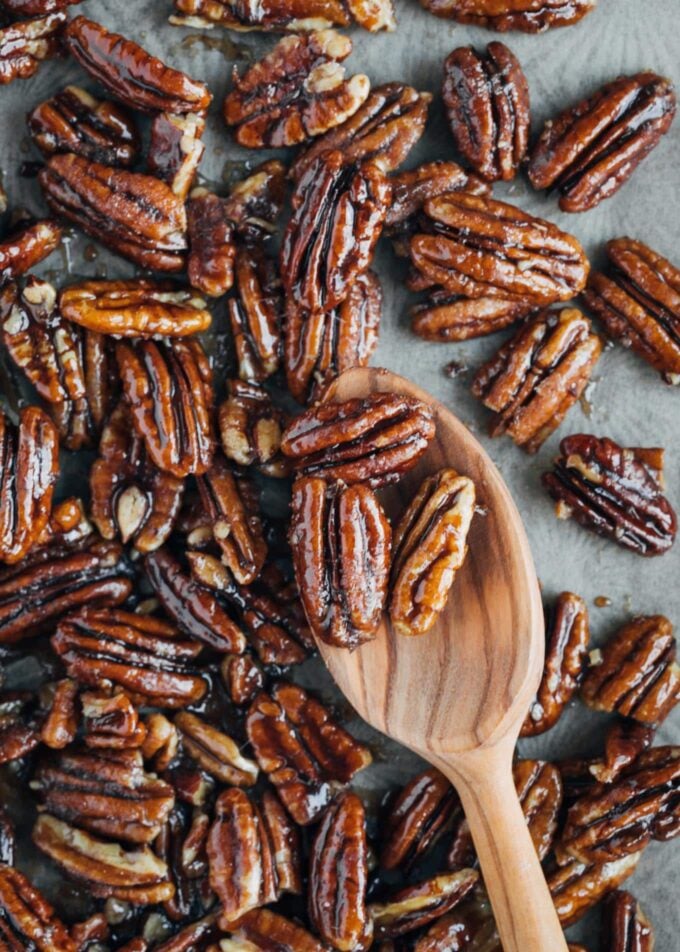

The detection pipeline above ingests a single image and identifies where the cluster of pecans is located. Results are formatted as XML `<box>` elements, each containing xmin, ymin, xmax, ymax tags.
<box><xmin>0</xmin><ymin>0</ymin><xmax>678</xmax><ymax>950</ymax></box>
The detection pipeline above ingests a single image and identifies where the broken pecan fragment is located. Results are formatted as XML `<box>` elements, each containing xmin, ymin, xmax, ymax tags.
<box><xmin>513</xmin><ymin>759</ymin><xmax>563</xmax><ymax>861</ymax></box>
<box><xmin>521</xmin><ymin>591</ymin><xmax>590</xmax><ymax>736</ymax></box>
<box><xmin>28</xmin><ymin>86</ymin><xmax>138</xmax><ymax>166</ymax></box>
<box><xmin>221</xmin><ymin>653</ymin><xmax>265</xmax><ymax>706</ymax></box>
<box><xmin>282</xmin><ymin>392</ymin><xmax>435</xmax><ymax>487</ymax></box>
<box><xmin>81</xmin><ymin>689</ymin><xmax>146</xmax><ymax>749</ymax></box>
<box><xmin>148</xmin><ymin>112</ymin><xmax>205</xmax><ymax>202</ymax></box>
<box><xmin>221</xmin><ymin>907</ymin><xmax>326</xmax><ymax>951</ymax></box>
<box><xmin>261</xmin><ymin>789</ymin><xmax>302</xmax><ymax>895</ymax></box>
<box><xmin>528</xmin><ymin>72</ymin><xmax>676</xmax><ymax>212</ymax></box>
<box><xmin>548</xmin><ymin>852</ymin><xmax>641</xmax><ymax>927</ymax></box>
<box><xmin>0</xmin><ymin>692</ymin><xmax>41</xmax><ymax>764</ymax></box>
<box><xmin>370</xmin><ymin>869</ymin><xmax>479</xmax><ymax>940</ymax></box>
<box><xmin>381</xmin><ymin>768</ymin><xmax>459</xmax><ymax>871</ymax></box>
<box><xmin>390</xmin><ymin>469</ymin><xmax>476</xmax><ymax>637</ymax></box>
<box><xmin>143</xmin><ymin>713</ymin><xmax>179</xmax><ymax>772</ymax></box>
<box><xmin>227</xmin><ymin>246</ymin><xmax>283</xmax><ymax>382</ymax></box>
<box><xmin>0</xmin><ymin>865</ymin><xmax>76</xmax><ymax>952</ymax></box>
<box><xmin>175</xmin><ymin>711</ymin><xmax>258</xmax><ymax>786</ymax></box>
<box><xmin>589</xmin><ymin>719</ymin><xmax>656</xmax><ymax>785</ymax></box>
<box><xmin>581</xmin><ymin>615</ymin><xmax>680</xmax><ymax>725</ymax></box>
<box><xmin>420</xmin><ymin>0</ymin><xmax>595</xmax><ymax>32</ymax></box>
<box><xmin>154</xmin><ymin>806</ymin><xmax>212</xmax><ymax>922</ymax></box>
<box><xmin>443</xmin><ymin>42</ymin><xmax>530</xmax><ymax>182</ymax></box>
<box><xmin>219</xmin><ymin>380</ymin><xmax>287</xmax><ymax>477</ymax></box>
<box><xmin>0</xmin><ymin>217</ymin><xmax>62</xmax><ymax>281</ymax></box>
<box><xmin>411</xmin><ymin>294</ymin><xmax>530</xmax><ymax>343</ymax></box>
<box><xmin>603</xmin><ymin>890</ymin><xmax>654</xmax><ymax>952</ymax></box>
<box><xmin>187</xmin><ymin>190</ymin><xmax>236</xmax><ymax>299</ymax></box>
<box><xmin>0</xmin><ymin>12</ymin><xmax>64</xmax><ymax>85</ymax></box>
<box><xmin>223</xmin><ymin>160</ymin><xmax>287</xmax><ymax>245</ymax></box>
<box><xmin>543</xmin><ymin>435</ymin><xmax>678</xmax><ymax>556</ymax></box>
<box><xmin>40</xmin><ymin>678</ymin><xmax>78</xmax><ymax>749</ymax></box>
<box><xmin>290</xmin><ymin>477</ymin><xmax>391</xmax><ymax>649</ymax></box>
<box><xmin>472</xmin><ymin>309</ymin><xmax>602</xmax><ymax>452</ymax></box>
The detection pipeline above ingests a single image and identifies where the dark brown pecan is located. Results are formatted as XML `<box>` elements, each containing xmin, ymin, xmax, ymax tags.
<box><xmin>521</xmin><ymin>591</ymin><xmax>590</xmax><ymax>736</ymax></box>
<box><xmin>261</xmin><ymin>789</ymin><xmax>302</xmax><ymax>896</ymax></box>
<box><xmin>143</xmin><ymin>713</ymin><xmax>179</xmax><ymax>771</ymax></box>
<box><xmin>153</xmin><ymin>912</ymin><xmax>219</xmax><ymax>952</ymax></box>
<box><xmin>369</xmin><ymin>869</ymin><xmax>479</xmax><ymax>940</ymax></box>
<box><xmin>280</xmin><ymin>151</ymin><xmax>392</xmax><ymax>315</ymax></box>
<box><xmin>221</xmin><ymin>907</ymin><xmax>327</xmax><ymax>951</ymax></box>
<box><xmin>0</xmin><ymin>0</ymin><xmax>79</xmax><ymax>12</ymax></box>
<box><xmin>411</xmin><ymin>294</ymin><xmax>530</xmax><ymax>343</ymax></box>
<box><xmin>420</xmin><ymin>0</ymin><xmax>595</xmax><ymax>32</ymax></box>
<box><xmin>0</xmin><ymin>12</ymin><xmax>64</xmax><ymax>85</ymax></box>
<box><xmin>227</xmin><ymin>246</ymin><xmax>283</xmax><ymax>382</ymax></box>
<box><xmin>291</xmin><ymin>83</ymin><xmax>431</xmax><ymax>181</ymax></box>
<box><xmin>528</xmin><ymin>73</ymin><xmax>676</xmax><ymax>212</ymax></box>
<box><xmin>0</xmin><ymin>866</ymin><xmax>76</xmax><ymax>952</ymax></box>
<box><xmin>223</xmin><ymin>160</ymin><xmax>287</xmax><ymax>245</ymax></box>
<box><xmin>116</xmin><ymin>338</ymin><xmax>215</xmax><ymax>479</ymax></box>
<box><xmin>33</xmin><ymin>813</ymin><xmax>174</xmax><ymax>903</ymax></box>
<box><xmin>290</xmin><ymin>477</ymin><xmax>391</xmax><ymax>649</ymax></box>
<box><xmin>409</xmin><ymin>192</ymin><xmax>590</xmax><ymax>304</ymax></box>
<box><xmin>148</xmin><ymin>112</ymin><xmax>205</xmax><ymax>202</ymax></box>
<box><xmin>39</xmin><ymin>154</ymin><xmax>188</xmax><ymax>272</ymax></box>
<box><xmin>28</xmin><ymin>85</ymin><xmax>138</xmax><ymax>166</ymax></box>
<box><xmin>0</xmin><ymin>692</ymin><xmax>41</xmax><ymax>763</ymax></box>
<box><xmin>548</xmin><ymin>852</ymin><xmax>641</xmax><ymax>927</ymax></box>
<box><xmin>583</xmin><ymin>238</ymin><xmax>680</xmax><ymax>384</ymax></box>
<box><xmin>471</xmin><ymin>309</ymin><xmax>602</xmax><ymax>453</ymax></box>
<box><xmin>381</xmin><ymin>768</ymin><xmax>459</xmax><ymax>870</ymax></box>
<box><xmin>0</xmin><ymin>405</ymin><xmax>59</xmax><ymax>565</ymax></box>
<box><xmin>80</xmin><ymin>689</ymin><xmax>147</xmax><ymax>749</ymax></box>
<box><xmin>52</xmin><ymin>607</ymin><xmax>206</xmax><ymax>709</ymax></box>
<box><xmin>171</xmin><ymin>0</ymin><xmax>395</xmax><ymax>32</ymax></box>
<box><xmin>175</xmin><ymin>711</ymin><xmax>259</xmax><ymax>786</ymax></box>
<box><xmin>581</xmin><ymin>615</ymin><xmax>680</xmax><ymax>726</ymax></box>
<box><xmin>40</xmin><ymin>678</ymin><xmax>78</xmax><ymax>749</ymax></box>
<box><xmin>589</xmin><ymin>719</ymin><xmax>656</xmax><ymax>785</ymax></box>
<box><xmin>187</xmin><ymin>189</ymin><xmax>236</xmax><ymax>299</ymax></box>
<box><xmin>281</xmin><ymin>392</ymin><xmax>435</xmax><ymax>488</ymax></box>
<box><xmin>412</xmin><ymin>906</ymin><xmax>493</xmax><ymax>952</ymax></box>
<box><xmin>513</xmin><ymin>760</ymin><xmax>563</xmax><ymax>861</ymax></box>
<box><xmin>219</xmin><ymin>380</ymin><xmax>287</xmax><ymax>477</ymax></box>
<box><xmin>443</xmin><ymin>42</ymin><xmax>530</xmax><ymax>182</ymax></box>
<box><xmin>0</xmin><ymin>217</ymin><xmax>62</xmax><ymax>282</ymax></box>
<box><xmin>603</xmin><ymin>890</ymin><xmax>654</xmax><ymax>952</ymax></box>
<box><xmin>542</xmin><ymin>435</ymin><xmax>678</xmax><ymax>556</ymax></box>
<box><xmin>64</xmin><ymin>16</ymin><xmax>211</xmax><ymax>114</ymax></box>
<box><xmin>221</xmin><ymin>653</ymin><xmax>265</xmax><ymax>706</ymax></box>
<box><xmin>285</xmin><ymin>269</ymin><xmax>382</xmax><ymax>404</ymax></box>
<box><xmin>154</xmin><ymin>806</ymin><xmax>212</xmax><ymax>922</ymax></box>
<box><xmin>390</xmin><ymin>469</ymin><xmax>476</xmax><ymax>638</ymax></box>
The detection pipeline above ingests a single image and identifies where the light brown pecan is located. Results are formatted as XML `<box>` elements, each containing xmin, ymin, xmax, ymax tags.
<box><xmin>39</xmin><ymin>154</ymin><xmax>188</xmax><ymax>272</ymax></box>
<box><xmin>381</xmin><ymin>768</ymin><xmax>459</xmax><ymax>871</ymax></box>
<box><xmin>443</xmin><ymin>42</ymin><xmax>530</xmax><ymax>182</ymax></box>
<box><xmin>548</xmin><ymin>852</ymin><xmax>641</xmax><ymax>927</ymax></box>
<box><xmin>513</xmin><ymin>760</ymin><xmax>563</xmax><ymax>861</ymax></box>
<box><xmin>155</xmin><ymin>806</ymin><xmax>212</xmax><ymax>922</ymax></box>
<box><xmin>471</xmin><ymin>308</ymin><xmax>602</xmax><ymax>453</ymax></box>
<box><xmin>0</xmin><ymin>217</ymin><xmax>62</xmax><ymax>283</ymax></box>
<box><xmin>411</xmin><ymin>294</ymin><xmax>531</xmax><ymax>343</ymax></box>
<box><xmin>521</xmin><ymin>591</ymin><xmax>590</xmax><ymax>736</ymax></box>
<box><xmin>409</xmin><ymin>193</ymin><xmax>590</xmax><ymax>304</ymax></box>
<box><xmin>0</xmin><ymin>692</ymin><xmax>41</xmax><ymax>764</ymax></box>
<box><xmin>40</xmin><ymin>678</ymin><xmax>78</xmax><ymax>749</ymax></box>
<box><xmin>369</xmin><ymin>869</ymin><xmax>479</xmax><ymax>940</ymax></box>
<box><xmin>280</xmin><ymin>151</ymin><xmax>392</xmax><ymax>315</ymax></box>
<box><xmin>148</xmin><ymin>112</ymin><xmax>205</xmax><ymax>202</ymax></box>
<box><xmin>390</xmin><ymin>469</ymin><xmax>476</xmax><ymax>637</ymax></box>
<box><xmin>219</xmin><ymin>909</ymin><xmax>325</xmax><ymax>951</ymax></box>
<box><xmin>583</xmin><ymin>238</ymin><xmax>680</xmax><ymax>384</ymax></box>
<box><xmin>170</xmin><ymin>0</ymin><xmax>395</xmax><ymax>32</ymax></box>
<box><xmin>589</xmin><ymin>719</ymin><xmax>656</xmax><ymax>785</ymax></box>
<box><xmin>281</xmin><ymin>392</ymin><xmax>436</xmax><ymax>487</ymax></box>
<box><xmin>116</xmin><ymin>338</ymin><xmax>215</xmax><ymax>479</ymax></box>
<box><xmin>0</xmin><ymin>12</ymin><xmax>65</xmax><ymax>85</ymax></box>
<box><xmin>28</xmin><ymin>85</ymin><xmax>139</xmax><ymax>166</ymax></box>
<box><xmin>0</xmin><ymin>866</ymin><xmax>76</xmax><ymax>952</ymax></box>
<box><xmin>542</xmin><ymin>435</ymin><xmax>678</xmax><ymax>556</ymax></box>
<box><xmin>175</xmin><ymin>711</ymin><xmax>259</xmax><ymax>786</ymax></box>
<box><xmin>227</xmin><ymin>246</ymin><xmax>283</xmax><ymax>383</ymax></box>
<box><xmin>221</xmin><ymin>653</ymin><xmax>265</xmax><ymax>706</ymax></box>
<box><xmin>219</xmin><ymin>380</ymin><xmax>287</xmax><ymax>477</ymax></box>
<box><xmin>420</xmin><ymin>0</ymin><xmax>595</xmax><ymax>32</ymax></box>
<box><xmin>80</xmin><ymin>689</ymin><xmax>147</xmax><ymax>749</ymax></box>
<box><xmin>290</xmin><ymin>477</ymin><xmax>391</xmax><ymax>649</ymax></box>
<box><xmin>33</xmin><ymin>813</ymin><xmax>174</xmax><ymax>903</ymax></box>
<box><xmin>142</xmin><ymin>713</ymin><xmax>179</xmax><ymax>771</ymax></box>
<box><xmin>223</xmin><ymin>160</ymin><xmax>287</xmax><ymax>245</ymax></box>
<box><xmin>603</xmin><ymin>890</ymin><xmax>654</xmax><ymax>952</ymax></box>
<box><xmin>528</xmin><ymin>73</ymin><xmax>676</xmax><ymax>212</ymax></box>
<box><xmin>187</xmin><ymin>189</ymin><xmax>237</xmax><ymax>299</ymax></box>
<box><xmin>285</xmin><ymin>269</ymin><xmax>382</xmax><ymax>404</ymax></box>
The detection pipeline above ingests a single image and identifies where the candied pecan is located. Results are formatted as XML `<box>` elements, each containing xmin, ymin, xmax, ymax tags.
<box><xmin>589</xmin><ymin>719</ymin><xmax>656</xmax><ymax>784</ymax></box>
<box><xmin>39</xmin><ymin>154</ymin><xmax>188</xmax><ymax>272</ymax></box>
<box><xmin>227</xmin><ymin>246</ymin><xmax>283</xmax><ymax>382</ymax></box>
<box><xmin>0</xmin><ymin>866</ymin><xmax>76</xmax><ymax>952</ymax></box>
<box><xmin>170</xmin><ymin>0</ymin><xmax>395</xmax><ymax>31</ymax></box>
<box><xmin>582</xmin><ymin>615</ymin><xmax>680</xmax><ymax>725</ymax></box>
<box><xmin>223</xmin><ymin>160</ymin><xmax>287</xmax><ymax>244</ymax></box>
<box><xmin>583</xmin><ymin>237</ymin><xmax>680</xmax><ymax>384</ymax></box>
<box><xmin>420</xmin><ymin>0</ymin><xmax>595</xmax><ymax>32</ymax></box>
<box><xmin>602</xmin><ymin>890</ymin><xmax>654</xmax><ymax>952</ymax></box>
<box><xmin>154</xmin><ymin>911</ymin><xmax>219</xmax><ymax>952</ymax></box>
<box><xmin>381</xmin><ymin>768</ymin><xmax>459</xmax><ymax>870</ymax></box>
<box><xmin>370</xmin><ymin>869</ymin><xmax>479</xmax><ymax>940</ymax></box>
<box><xmin>0</xmin><ymin>217</ymin><xmax>62</xmax><ymax>281</ymax></box>
<box><xmin>28</xmin><ymin>86</ymin><xmax>138</xmax><ymax>166</ymax></box>
<box><xmin>543</xmin><ymin>435</ymin><xmax>678</xmax><ymax>555</ymax></box>
<box><xmin>70</xmin><ymin>912</ymin><xmax>109</xmax><ymax>951</ymax></box>
<box><xmin>521</xmin><ymin>591</ymin><xmax>590</xmax><ymax>736</ymax></box>
<box><xmin>186</xmin><ymin>190</ymin><xmax>236</xmax><ymax>299</ymax></box>
<box><xmin>155</xmin><ymin>806</ymin><xmax>212</xmax><ymax>922</ymax></box>
<box><xmin>409</xmin><ymin>192</ymin><xmax>589</xmax><ymax>304</ymax></box>
<box><xmin>40</xmin><ymin>678</ymin><xmax>78</xmax><ymax>749</ymax></box>
<box><xmin>0</xmin><ymin>12</ymin><xmax>64</xmax><ymax>85</ymax></box>
<box><xmin>221</xmin><ymin>908</ymin><xmax>327</xmax><ymax>951</ymax></box>
<box><xmin>143</xmin><ymin>713</ymin><xmax>179</xmax><ymax>771</ymax></box>
<box><xmin>285</xmin><ymin>269</ymin><xmax>382</xmax><ymax>404</ymax></box>
<box><xmin>175</xmin><ymin>711</ymin><xmax>258</xmax><ymax>786</ymax></box>
<box><xmin>35</xmin><ymin>497</ymin><xmax>93</xmax><ymax>552</ymax></box>
<box><xmin>390</xmin><ymin>469</ymin><xmax>476</xmax><ymax>637</ymax></box>
<box><xmin>513</xmin><ymin>759</ymin><xmax>563</xmax><ymax>861</ymax></box>
<box><xmin>472</xmin><ymin>308</ymin><xmax>602</xmax><ymax>452</ymax></box>
<box><xmin>261</xmin><ymin>789</ymin><xmax>302</xmax><ymax>895</ymax></box>
<box><xmin>411</xmin><ymin>294</ymin><xmax>530</xmax><ymax>343</ymax></box>
<box><xmin>280</xmin><ymin>151</ymin><xmax>392</xmax><ymax>315</ymax></box>
<box><xmin>281</xmin><ymin>392</ymin><xmax>435</xmax><ymax>487</ymax></box>
<box><xmin>221</xmin><ymin>653</ymin><xmax>265</xmax><ymax>706</ymax></box>
<box><xmin>443</xmin><ymin>42</ymin><xmax>530</xmax><ymax>182</ymax></box>
<box><xmin>116</xmin><ymin>338</ymin><xmax>214</xmax><ymax>479</ymax></box>
<box><xmin>0</xmin><ymin>0</ymin><xmax>79</xmax><ymax>11</ymax></box>
<box><xmin>548</xmin><ymin>852</ymin><xmax>641</xmax><ymax>927</ymax></box>
<box><xmin>33</xmin><ymin>813</ymin><xmax>174</xmax><ymax>903</ymax></box>
<box><xmin>219</xmin><ymin>380</ymin><xmax>287</xmax><ymax>477</ymax></box>
<box><xmin>148</xmin><ymin>112</ymin><xmax>205</xmax><ymax>202</ymax></box>
<box><xmin>528</xmin><ymin>73</ymin><xmax>676</xmax><ymax>212</ymax></box>
<box><xmin>81</xmin><ymin>689</ymin><xmax>147</xmax><ymax>749</ymax></box>
<box><xmin>0</xmin><ymin>692</ymin><xmax>41</xmax><ymax>763</ymax></box>
<box><xmin>413</xmin><ymin>909</ymin><xmax>483</xmax><ymax>952</ymax></box>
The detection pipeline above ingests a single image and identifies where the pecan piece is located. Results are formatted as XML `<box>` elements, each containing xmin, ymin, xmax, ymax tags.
<box><xmin>603</xmin><ymin>890</ymin><xmax>654</xmax><ymax>952</ymax></box>
<box><xmin>521</xmin><ymin>591</ymin><xmax>590</xmax><ymax>736</ymax></box>
<box><xmin>175</xmin><ymin>711</ymin><xmax>258</xmax><ymax>786</ymax></box>
<box><xmin>40</xmin><ymin>678</ymin><xmax>78</xmax><ymax>749</ymax></box>
<box><xmin>589</xmin><ymin>719</ymin><xmax>656</xmax><ymax>785</ymax></box>
<box><xmin>170</xmin><ymin>0</ymin><xmax>395</xmax><ymax>32</ymax></box>
<box><xmin>261</xmin><ymin>789</ymin><xmax>302</xmax><ymax>896</ymax></box>
<box><xmin>222</xmin><ymin>908</ymin><xmax>327</xmax><ymax>951</ymax></box>
<box><xmin>0</xmin><ymin>692</ymin><xmax>41</xmax><ymax>763</ymax></box>
<box><xmin>581</xmin><ymin>615</ymin><xmax>680</xmax><ymax>726</ymax></box>
<box><xmin>281</xmin><ymin>392</ymin><xmax>435</xmax><ymax>487</ymax></box>
<box><xmin>0</xmin><ymin>12</ymin><xmax>64</xmax><ymax>85</ymax></box>
<box><xmin>227</xmin><ymin>246</ymin><xmax>283</xmax><ymax>382</ymax></box>
<box><xmin>548</xmin><ymin>853</ymin><xmax>641</xmax><ymax>926</ymax></box>
<box><xmin>219</xmin><ymin>380</ymin><xmax>287</xmax><ymax>477</ymax></box>
<box><xmin>390</xmin><ymin>469</ymin><xmax>476</xmax><ymax>637</ymax></box>
<box><xmin>0</xmin><ymin>217</ymin><xmax>62</xmax><ymax>281</ymax></box>
<box><xmin>514</xmin><ymin>759</ymin><xmax>563</xmax><ymax>861</ymax></box>
<box><xmin>143</xmin><ymin>713</ymin><xmax>179</xmax><ymax>771</ymax></box>
<box><xmin>290</xmin><ymin>477</ymin><xmax>391</xmax><ymax>649</ymax></box>
<box><xmin>443</xmin><ymin>42</ymin><xmax>530</xmax><ymax>182</ymax></box>
<box><xmin>28</xmin><ymin>86</ymin><xmax>138</xmax><ymax>166</ymax></box>
<box><xmin>542</xmin><ymin>435</ymin><xmax>678</xmax><ymax>556</ymax></box>
<box><xmin>81</xmin><ymin>689</ymin><xmax>147</xmax><ymax>749</ymax></box>
<box><xmin>411</xmin><ymin>294</ymin><xmax>530</xmax><ymax>343</ymax></box>
<box><xmin>471</xmin><ymin>309</ymin><xmax>602</xmax><ymax>452</ymax></box>
<box><xmin>528</xmin><ymin>73</ymin><xmax>676</xmax><ymax>212</ymax></box>
<box><xmin>369</xmin><ymin>869</ymin><xmax>479</xmax><ymax>940</ymax></box>
<box><xmin>0</xmin><ymin>813</ymin><xmax>14</xmax><ymax>867</ymax></box>
<box><xmin>1</xmin><ymin>0</ymin><xmax>80</xmax><ymax>11</ymax></box>
<box><xmin>155</xmin><ymin>806</ymin><xmax>212</xmax><ymax>922</ymax></box>
<box><xmin>0</xmin><ymin>866</ymin><xmax>76</xmax><ymax>952</ymax></box>
<box><xmin>148</xmin><ymin>112</ymin><xmax>205</xmax><ymax>202</ymax></box>
<box><xmin>187</xmin><ymin>190</ymin><xmax>236</xmax><ymax>299</ymax></box>
<box><xmin>223</xmin><ymin>160</ymin><xmax>287</xmax><ymax>244</ymax></box>
<box><xmin>381</xmin><ymin>768</ymin><xmax>459</xmax><ymax>870</ymax></box>
<box><xmin>221</xmin><ymin>653</ymin><xmax>265</xmax><ymax>706</ymax></box>
<box><xmin>420</xmin><ymin>0</ymin><xmax>595</xmax><ymax>32</ymax></box>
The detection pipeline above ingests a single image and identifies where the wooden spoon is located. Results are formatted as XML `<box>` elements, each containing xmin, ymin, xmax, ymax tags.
<box><xmin>320</xmin><ymin>367</ymin><xmax>567</xmax><ymax>952</ymax></box>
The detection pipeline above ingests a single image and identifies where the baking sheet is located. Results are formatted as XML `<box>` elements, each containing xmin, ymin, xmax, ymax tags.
<box><xmin>1</xmin><ymin>0</ymin><xmax>679</xmax><ymax>947</ymax></box>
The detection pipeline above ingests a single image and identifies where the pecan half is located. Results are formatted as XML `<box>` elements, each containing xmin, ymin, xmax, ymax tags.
<box><xmin>186</xmin><ymin>190</ymin><xmax>237</xmax><ymax>299</ymax></box>
<box><xmin>443</xmin><ymin>42</ymin><xmax>530</xmax><ymax>182</ymax></box>
<box><xmin>290</xmin><ymin>477</ymin><xmax>391</xmax><ymax>649</ymax></box>
<box><xmin>148</xmin><ymin>112</ymin><xmax>205</xmax><ymax>202</ymax></box>
<box><xmin>369</xmin><ymin>869</ymin><xmax>479</xmax><ymax>940</ymax></box>
<box><xmin>219</xmin><ymin>380</ymin><xmax>287</xmax><ymax>477</ymax></box>
<box><xmin>281</xmin><ymin>392</ymin><xmax>435</xmax><ymax>487</ymax></box>
<box><xmin>81</xmin><ymin>690</ymin><xmax>147</xmax><ymax>749</ymax></box>
<box><xmin>411</xmin><ymin>294</ymin><xmax>530</xmax><ymax>343</ymax></box>
<box><xmin>40</xmin><ymin>678</ymin><xmax>78</xmax><ymax>749</ymax></box>
<box><xmin>548</xmin><ymin>852</ymin><xmax>641</xmax><ymax>927</ymax></box>
<box><xmin>542</xmin><ymin>435</ymin><xmax>678</xmax><ymax>556</ymax></box>
<box><xmin>390</xmin><ymin>469</ymin><xmax>476</xmax><ymax>637</ymax></box>
<box><xmin>471</xmin><ymin>309</ymin><xmax>602</xmax><ymax>452</ymax></box>
<box><xmin>514</xmin><ymin>759</ymin><xmax>563</xmax><ymax>861</ymax></box>
<box><xmin>581</xmin><ymin>615</ymin><xmax>680</xmax><ymax>726</ymax></box>
<box><xmin>521</xmin><ymin>591</ymin><xmax>590</xmax><ymax>736</ymax></box>
<box><xmin>0</xmin><ymin>12</ymin><xmax>64</xmax><ymax>85</ymax></box>
<box><xmin>589</xmin><ymin>719</ymin><xmax>656</xmax><ymax>785</ymax></box>
<box><xmin>603</xmin><ymin>890</ymin><xmax>654</xmax><ymax>952</ymax></box>
<box><xmin>0</xmin><ymin>692</ymin><xmax>41</xmax><ymax>763</ymax></box>
<box><xmin>528</xmin><ymin>73</ymin><xmax>676</xmax><ymax>212</ymax></box>
<box><xmin>222</xmin><ymin>908</ymin><xmax>327</xmax><ymax>951</ymax></box>
<box><xmin>223</xmin><ymin>160</ymin><xmax>287</xmax><ymax>244</ymax></box>
<box><xmin>221</xmin><ymin>653</ymin><xmax>265</xmax><ymax>706</ymax></box>
<box><xmin>28</xmin><ymin>86</ymin><xmax>138</xmax><ymax>166</ymax></box>
<box><xmin>0</xmin><ymin>866</ymin><xmax>76</xmax><ymax>952</ymax></box>
<box><xmin>381</xmin><ymin>768</ymin><xmax>459</xmax><ymax>871</ymax></box>
<box><xmin>175</xmin><ymin>711</ymin><xmax>259</xmax><ymax>786</ymax></box>
<box><xmin>261</xmin><ymin>789</ymin><xmax>302</xmax><ymax>896</ymax></box>
<box><xmin>143</xmin><ymin>713</ymin><xmax>179</xmax><ymax>771</ymax></box>
<box><xmin>155</xmin><ymin>806</ymin><xmax>212</xmax><ymax>922</ymax></box>
<box><xmin>0</xmin><ymin>217</ymin><xmax>62</xmax><ymax>281</ymax></box>
<box><xmin>420</xmin><ymin>0</ymin><xmax>595</xmax><ymax>32</ymax></box>
<box><xmin>227</xmin><ymin>246</ymin><xmax>283</xmax><ymax>382</ymax></box>
<box><xmin>170</xmin><ymin>0</ymin><xmax>395</xmax><ymax>32</ymax></box>
<box><xmin>583</xmin><ymin>237</ymin><xmax>680</xmax><ymax>384</ymax></box>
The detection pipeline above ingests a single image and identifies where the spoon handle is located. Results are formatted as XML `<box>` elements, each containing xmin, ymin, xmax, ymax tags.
<box><xmin>440</xmin><ymin>742</ymin><xmax>568</xmax><ymax>952</ymax></box>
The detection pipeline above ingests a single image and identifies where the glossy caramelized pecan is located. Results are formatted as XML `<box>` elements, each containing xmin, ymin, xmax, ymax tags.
<box><xmin>548</xmin><ymin>852</ymin><xmax>641</xmax><ymax>927</ymax></box>
<box><xmin>142</xmin><ymin>713</ymin><xmax>179</xmax><ymax>771</ymax></box>
<box><xmin>148</xmin><ymin>112</ymin><xmax>205</xmax><ymax>203</ymax></box>
<box><xmin>443</xmin><ymin>42</ymin><xmax>530</xmax><ymax>182</ymax></box>
<box><xmin>221</xmin><ymin>653</ymin><xmax>265</xmax><ymax>706</ymax></box>
<box><xmin>0</xmin><ymin>692</ymin><xmax>41</xmax><ymax>764</ymax></box>
<box><xmin>170</xmin><ymin>0</ymin><xmax>395</xmax><ymax>32</ymax></box>
<box><xmin>472</xmin><ymin>309</ymin><xmax>602</xmax><ymax>453</ymax></box>
<box><xmin>0</xmin><ymin>0</ymin><xmax>80</xmax><ymax>11</ymax></box>
<box><xmin>290</xmin><ymin>477</ymin><xmax>391</xmax><ymax>649</ymax></box>
<box><xmin>221</xmin><ymin>908</ymin><xmax>326</xmax><ymax>952</ymax></box>
<box><xmin>369</xmin><ymin>869</ymin><xmax>479</xmax><ymax>940</ymax></box>
<box><xmin>40</xmin><ymin>678</ymin><xmax>78</xmax><ymax>750</ymax></box>
<box><xmin>80</xmin><ymin>689</ymin><xmax>147</xmax><ymax>749</ymax></box>
<box><xmin>588</xmin><ymin>719</ymin><xmax>656</xmax><ymax>785</ymax></box>
<box><xmin>543</xmin><ymin>435</ymin><xmax>678</xmax><ymax>556</ymax></box>
<box><xmin>227</xmin><ymin>246</ymin><xmax>282</xmax><ymax>382</ymax></box>
<box><xmin>282</xmin><ymin>392</ymin><xmax>435</xmax><ymax>487</ymax></box>
<box><xmin>35</xmin><ymin>497</ymin><xmax>93</xmax><ymax>552</ymax></box>
<box><xmin>528</xmin><ymin>73</ymin><xmax>676</xmax><ymax>212</ymax></box>
<box><xmin>581</xmin><ymin>615</ymin><xmax>680</xmax><ymax>725</ymax></box>
<box><xmin>420</xmin><ymin>0</ymin><xmax>595</xmax><ymax>32</ymax></box>
<box><xmin>0</xmin><ymin>866</ymin><xmax>76</xmax><ymax>952</ymax></box>
<box><xmin>0</xmin><ymin>12</ymin><xmax>65</xmax><ymax>85</ymax></box>
<box><xmin>603</xmin><ymin>890</ymin><xmax>654</xmax><ymax>952</ymax></box>
<box><xmin>219</xmin><ymin>380</ymin><xmax>287</xmax><ymax>477</ymax></box>
<box><xmin>28</xmin><ymin>86</ymin><xmax>138</xmax><ymax>166</ymax></box>
<box><xmin>390</xmin><ymin>469</ymin><xmax>476</xmax><ymax>637</ymax></box>
<box><xmin>583</xmin><ymin>238</ymin><xmax>680</xmax><ymax>384</ymax></box>
<box><xmin>223</xmin><ymin>160</ymin><xmax>287</xmax><ymax>245</ymax></box>
<box><xmin>0</xmin><ymin>217</ymin><xmax>62</xmax><ymax>281</ymax></box>
<box><xmin>381</xmin><ymin>768</ymin><xmax>459</xmax><ymax>870</ymax></box>
<box><xmin>261</xmin><ymin>789</ymin><xmax>303</xmax><ymax>896</ymax></box>
<box><xmin>412</xmin><ymin>294</ymin><xmax>531</xmax><ymax>343</ymax></box>
<box><xmin>155</xmin><ymin>806</ymin><xmax>212</xmax><ymax>923</ymax></box>
<box><xmin>522</xmin><ymin>591</ymin><xmax>590</xmax><ymax>736</ymax></box>
<box><xmin>187</xmin><ymin>190</ymin><xmax>237</xmax><ymax>299</ymax></box>
<box><xmin>175</xmin><ymin>711</ymin><xmax>258</xmax><ymax>786</ymax></box>
<box><xmin>513</xmin><ymin>759</ymin><xmax>563</xmax><ymax>861</ymax></box>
